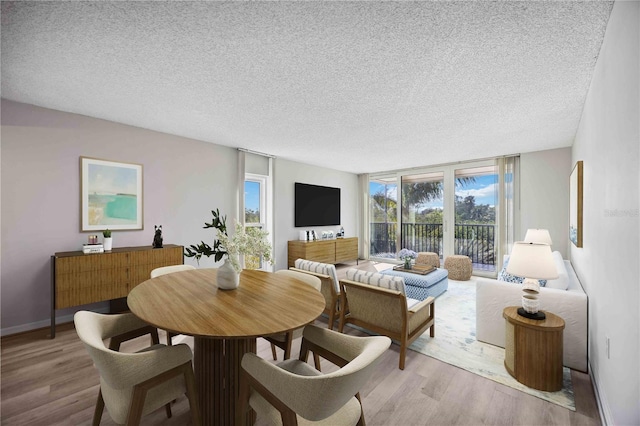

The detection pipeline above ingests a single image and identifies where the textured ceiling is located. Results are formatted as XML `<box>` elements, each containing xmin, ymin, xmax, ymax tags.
<box><xmin>1</xmin><ymin>1</ymin><xmax>613</xmax><ymax>174</ymax></box>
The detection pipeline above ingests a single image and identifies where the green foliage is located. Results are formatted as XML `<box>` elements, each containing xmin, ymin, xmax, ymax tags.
<box><xmin>371</xmin><ymin>190</ymin><xmax>397</xmax><ymax>223</ymax></box>
<box><xmin>184</xmin><ymin>209</ymin><xmax>228</xmax><ymax>263</ymax></box>
<box><xmin>245</xmin><ymin>208</ymin><xmax>260</xmax><ymax>223</ymax></box>
<box><xmin>102</xmin><ymin>229</ymin><xmax>111</xmax><ymax>238</ymax></box>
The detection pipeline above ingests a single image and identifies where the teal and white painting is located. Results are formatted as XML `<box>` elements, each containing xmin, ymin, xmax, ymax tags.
<box><xmin>81</xmin><ymin>157</ymin><xmax>143</xmax><ymax>231</ymax></box>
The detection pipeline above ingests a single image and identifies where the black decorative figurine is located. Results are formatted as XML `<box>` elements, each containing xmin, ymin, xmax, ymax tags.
<box><xmin>153</xmin><ymin>225</ymin><xmax>163</xmax><ymax>248</ymax></box>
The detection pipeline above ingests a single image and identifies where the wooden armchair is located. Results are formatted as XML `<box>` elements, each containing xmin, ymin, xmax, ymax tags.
<box><xmin>338</xmin><ymin>269</ymin><xmax>435</xmax><ymax>370</ymax></box>
<box><xmin>291</xmin><ymin>259</ymin><xmax>341</xmax><ymax>330</ymax></box>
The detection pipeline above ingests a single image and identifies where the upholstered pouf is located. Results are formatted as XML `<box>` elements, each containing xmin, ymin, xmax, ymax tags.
<box><xmin>444</xmin><ymin>255</ymin><xmax>472</xmax><ymax>280</ymax></box>
<box><xmin>416</xmin><ymin>252</ymin><xmax>440</xmax><ymax>268</ymax></box>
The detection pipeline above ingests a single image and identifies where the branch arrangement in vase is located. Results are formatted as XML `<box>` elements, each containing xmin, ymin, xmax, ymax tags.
<box><xmin>184</xmin><ymin>209</ymin><xmax>273</xmax><ymax>272</ymax></box>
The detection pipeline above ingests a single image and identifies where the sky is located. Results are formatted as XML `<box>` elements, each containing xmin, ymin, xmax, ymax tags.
<box><xmin>370</xmin><ymin>174</ymin><xmax>498</xmax><ymax>209</ymax></box>
<box><xmin>245</xmin><ymin>180</ymin><xmax>260</xmax><ymax>211</ymax></box>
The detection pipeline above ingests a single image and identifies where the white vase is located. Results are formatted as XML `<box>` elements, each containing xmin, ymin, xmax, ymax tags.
<box><xmin>103</xmin><ymin>237</ymin><xmax>113</xmax><ymax>251</ymax></box>
<box><xmin>217</xmin><ymin>258</ymin><xmax>240</xmax><ymax>290</ymax></box>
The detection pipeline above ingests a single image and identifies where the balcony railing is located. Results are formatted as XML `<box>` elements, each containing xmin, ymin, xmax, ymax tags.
<box><xmin>370</xmin><ymin>222</ymin><xmax>496</xmax><ymax>268</ymax></box>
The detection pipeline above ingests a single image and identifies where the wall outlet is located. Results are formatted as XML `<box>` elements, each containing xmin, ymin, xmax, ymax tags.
<box><xmin>606</xmin><ymin>336</ymin><xmax>610</xmax><ymax>359</ymax></box>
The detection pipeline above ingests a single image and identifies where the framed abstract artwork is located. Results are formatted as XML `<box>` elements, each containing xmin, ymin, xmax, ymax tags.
<box><xmin>80</xmin><ymin>157</ymin><xmax>143</xmax><ymax>231</ymax></box>
<box><xmin>569</xmin><ymin>160</ymin><xmax>583</xmax><ymax>247</ymax></box>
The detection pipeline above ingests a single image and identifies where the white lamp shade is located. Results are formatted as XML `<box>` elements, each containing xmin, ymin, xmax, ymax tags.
<box><xmin>524</xmin><ymin>229</ymin><xmax>553</xmax><ymax>245</ymax></box>
<box><xmin>506</xmin><ymin>242</ymin><xmax>559</xmax><ymax>280</ymax></box>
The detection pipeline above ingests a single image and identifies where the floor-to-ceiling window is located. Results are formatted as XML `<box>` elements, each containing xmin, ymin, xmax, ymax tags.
<box><xmin>369</xmin><ymin>159</ymin><xmax>506</xmax><ymax>275</ymax></box>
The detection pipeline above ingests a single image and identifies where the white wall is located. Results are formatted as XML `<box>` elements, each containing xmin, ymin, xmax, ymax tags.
<box><xmin>0</xmin><ymin>100</ymin><xmax>239</xmax><ymax>333</ymax></box>
<box><xmin>0</xmin><ymin>99</ymin><xmax>360</xmax><ymax>335</ymax></box>
<box><xmin>520</xmin><ymin>147</ymin><xmax>571</xmax><ymax>257</ymax></box>
<box><xmin>273</xmin><ymin>158</ymin><xmax>359</xmax><ymax>271</ymax></box>
<box><xmin>571</xmin><ymin>1</ymin><xmax>639</xmax><ymax>425</ymax></box>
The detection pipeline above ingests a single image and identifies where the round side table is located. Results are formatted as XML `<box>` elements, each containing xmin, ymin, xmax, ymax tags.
<box><xmin>503</xmin><ymin>306</ymin><xmax>565</xmax><ymax>391</ymax></box>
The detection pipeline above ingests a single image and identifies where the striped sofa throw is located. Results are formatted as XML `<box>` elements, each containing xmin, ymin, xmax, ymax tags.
<box><xmin>345</xmin><ymin>268</ymin><xmax>406</xmax><ymax>296</ymax></box>
<box><xmin>294</xmin><ymin>259</ymin><xmax>340</xmax><ymax>293</ymax></box>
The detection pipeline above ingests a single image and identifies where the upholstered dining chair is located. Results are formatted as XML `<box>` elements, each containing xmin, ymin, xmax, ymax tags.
<box><xmin>150</xmin><ymin>264</ymin><xmax>196</xmax><ymax>345</ymax></box>
<box><xmin>238</xmin><ymin>324</ymin><xmax>391</xmax><ymax>426</ymax></box>
<box><xmin>263</xmin><ymin>269</ymin><xmax>323</xmax><ymax>369</ymax></box>
<box><xmin>74</xmin><ymin>311</ymin><xmax>201</xmax><ymax>426</ymax></box>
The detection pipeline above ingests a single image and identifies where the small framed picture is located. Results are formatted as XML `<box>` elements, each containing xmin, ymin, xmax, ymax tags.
<box><xmin>80</xmin><ymin>157</ymin><xmax>143</xmax><ymax>231</ymax></box>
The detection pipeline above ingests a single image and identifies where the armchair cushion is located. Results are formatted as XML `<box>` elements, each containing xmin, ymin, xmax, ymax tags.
<box><xmin>345</xmin><ymin>268</ymin><xmax>406</xmax><ymax>295</ymax></box>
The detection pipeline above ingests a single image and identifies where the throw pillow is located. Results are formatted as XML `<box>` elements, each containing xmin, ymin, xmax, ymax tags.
<box><xmin>544</xmin><ymin>251</ymin><xmax>570</xmax><ymax>290</ymax></box>
<box><xmin>497</xmin><ymin>256</ymin><xmax>547</xmax><ymax>287</ymax></box>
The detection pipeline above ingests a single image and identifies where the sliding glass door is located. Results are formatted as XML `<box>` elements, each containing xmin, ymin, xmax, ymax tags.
<box><xmin>453</xmin><ymin>165</ymin><xmax>498</xmax><ymax>272</ymax></box>
<box><xmin>369</xmin><ymin>160</ymin><xmax>500</xmax><ymax>275</ymax></box>
<box><xmin>401</xmin><ymin>172</ymin><xmax>445</xmax><ymax>259</ymax></box>
<box><xmin>369</xmin><ymin>175</ymin><xmax>397</xmax><ymax>259</ymax></box>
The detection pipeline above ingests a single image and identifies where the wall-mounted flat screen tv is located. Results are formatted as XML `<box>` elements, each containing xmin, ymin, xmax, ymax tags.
<box><xmin>295</xmin><ymin>182</ymin><xmax>341</xmax><ymax>227</ymax></box>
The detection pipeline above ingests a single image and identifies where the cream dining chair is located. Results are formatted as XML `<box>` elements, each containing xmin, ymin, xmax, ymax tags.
<box><xmin>263</xmin><ymin>269</ymin><xmax>323</xmax><ymax>370</ymax></box>
<box><xmin>74</xmin><ymin>311</ymin><xmax>200</xmax><ymax>426</ymax></box>
<box><xmin>238</xmin><ymin>324</ymin><xmax>391</xmax><ymax>425</ymax></box>
<box><xmin>150</xmin><ymin>264</ymin><xmax>196</xmax><ymax>345</ymax></box>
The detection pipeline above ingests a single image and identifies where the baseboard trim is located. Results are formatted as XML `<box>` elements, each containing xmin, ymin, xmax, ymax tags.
<box><xmin>1</xmin><ymin>307</ymin><xmax>110</xmax><ymax>337</ymax></box>
<box><xmin>589</xmin><ymin>361</ymin><xmax>613</xmax><ymax>426</ymax></box>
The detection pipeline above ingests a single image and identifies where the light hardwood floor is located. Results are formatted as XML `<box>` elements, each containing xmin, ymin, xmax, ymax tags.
<box><xmin>1</xmin><ymin>261</ymin><xmax>601</xmax><ymax>425</ymax></box>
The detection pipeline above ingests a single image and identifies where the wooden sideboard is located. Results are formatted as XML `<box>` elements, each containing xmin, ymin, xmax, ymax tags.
<box><xmin>287</xmin><ymin>237</ymin><xmax>358</xmax><ymax>267</ymax></box>
<box><xmin>50</xmin><ymin>244</ymin><xmax>183</xmax><ymax>338</ymax></box>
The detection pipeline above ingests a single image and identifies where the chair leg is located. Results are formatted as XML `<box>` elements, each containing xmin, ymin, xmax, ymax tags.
<box><xmin>125</xmin><ymin>385</ymin><xmax>147</xmax><ymax>426</ymax></box>
<box><xmin>355</xmin><ymin>392</ymin><xmax>366</xmax><ymax>426</ymax></box>
<box><xmin>313</xmin><ymin>352</ymin><xmax>321</xmax><ymax>371</ymax></box>
<box><xmin>270</xmin><ymin>343</ymin><xmax>278</xmax><ymax>360</ymax></box>
<box><xmin>92</xmin><ymin>389</ymin><xmax>105</xmax><ymax>426</ymax></box>
<box><xmin>165</xmin><ymin>402</ymin><xmax>172</xmax><ymax>418</ymax></box>
<box><xmin>166</xmin><ymin>331</ymin><xmax>173</xmax><ymax>346</ymax></box>
<box><xmin>399</xmin><ymin>338</ymin><xmax>407</xmax><ymax>370</ymax></box>
<box><xmin>327</xmin><ymin>309</ymin><xmax>336</xmax><ymax>330</ymax></box>
<box><xmin>430</xmin><ymin>303</ymin><xmax>436</xmax><ymax>337</ymax></box>
<box><xmin>283</xmin><ymin>332</ymin><xmax>294</xmax><ymax>360</ymax></box>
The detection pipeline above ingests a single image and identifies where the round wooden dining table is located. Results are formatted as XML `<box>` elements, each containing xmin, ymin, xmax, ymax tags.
<box><xmin>127</xmin><ymin>268</ymin><xmax>325</xmax><ymax>426</ymax></box>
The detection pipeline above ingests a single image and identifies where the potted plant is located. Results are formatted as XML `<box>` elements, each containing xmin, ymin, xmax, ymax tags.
<box><xmin>185</xmin><ymin>209</ymin><xmax>273</xmax><ymax>289</ymax></box>
<box><xmin>103</xmin><ymin>229</ymin><xmax>113</xmax><ymax>251</ymax></box>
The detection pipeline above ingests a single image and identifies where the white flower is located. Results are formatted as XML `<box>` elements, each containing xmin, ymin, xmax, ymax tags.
<box><xmin>217</xmin><ymin>223</ymin><xmax>274</xmax><ymax>273</ymax></box>
<box><xmin>398</xmin><ymin>248</ymin><xmax>417</xmax><ymax>260</ymax></box>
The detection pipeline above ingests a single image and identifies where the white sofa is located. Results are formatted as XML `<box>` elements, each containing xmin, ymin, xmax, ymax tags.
<box><xmin>476</xmin><ymin>252</ymin><xmax>588</xmax><ymax>372</ymax></box>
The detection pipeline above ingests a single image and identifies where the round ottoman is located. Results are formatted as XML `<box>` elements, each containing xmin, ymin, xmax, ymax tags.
<box><xmin>416</xmin><ymin>252</ymin><xmax>440</xmax><ymax>268</ymax></box>
<box><xmin>444</xmin><ymin>255</ymin><xmax>472</xmax><ymax>280</ymax></box>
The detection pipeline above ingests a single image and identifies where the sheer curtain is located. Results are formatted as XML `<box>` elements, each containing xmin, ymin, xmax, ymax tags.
<box><xmin>497</xmin><ymin>155</ymin><xmax>520</xmax><ymax>268</ymax></box>
<box><xmin>358</xmin><ymin>173</ymin><xmax>370</xmax><ymax>260</ymax></box>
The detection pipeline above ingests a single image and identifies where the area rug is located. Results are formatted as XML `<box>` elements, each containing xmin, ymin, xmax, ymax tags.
<box><xmin>408</xmin><ymin>278</ymin><xmax>576</xmax><ymax>411</ymax></box>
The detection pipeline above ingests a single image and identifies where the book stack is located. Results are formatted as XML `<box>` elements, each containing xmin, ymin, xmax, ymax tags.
<box><xmin>83</xmin><ymin>244</ymin><xmax>104</xmax><ymax>254</ymax></box>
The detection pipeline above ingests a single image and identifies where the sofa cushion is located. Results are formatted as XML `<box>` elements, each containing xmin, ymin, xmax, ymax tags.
<box><xmin>497</xmin><ymin>256</ymin><xmax>547</xmax><ymax>287</ymax></box>
<box><xmin>544</xmin><ymin>251</ymin><xmax>570</xmax><ymax>290</ymax></box>
<box><xmin>345</xmin><ymin>268</ymin><xmax>406</xmax><ymax>296</ymax></box>
<box><xmin>294</xmin><ymin>259</ymin><xmax>340</xmax><ymax>293</ymax></box>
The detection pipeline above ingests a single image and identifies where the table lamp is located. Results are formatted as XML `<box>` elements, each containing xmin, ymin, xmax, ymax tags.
<box><xmin>524</xmin><ymin>228</ymin><xmax>553</xmax><ymax>245</ymax></box>
<box><xmin>506</xmin><ymin>242</ymin><xmax>558</xmax><ymax>320</ymax></box>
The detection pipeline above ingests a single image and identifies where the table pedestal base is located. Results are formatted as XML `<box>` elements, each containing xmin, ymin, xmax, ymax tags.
<box><xmin>194</xmin><ymin>337</ymin><xmax>257</xmax><ymax>425</ymax></box>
